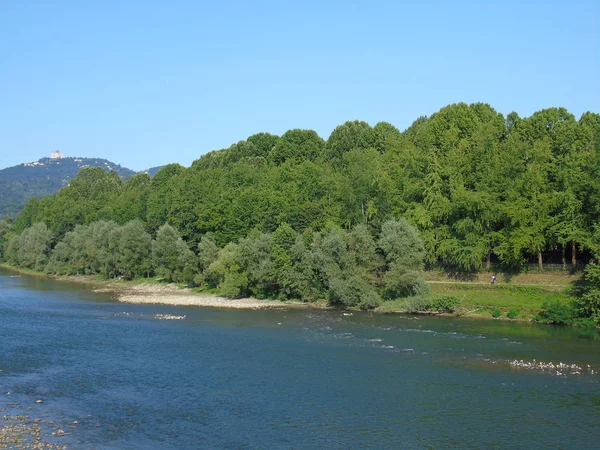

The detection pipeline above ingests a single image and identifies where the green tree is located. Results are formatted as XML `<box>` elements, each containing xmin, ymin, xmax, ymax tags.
<box><xmin>113</xmin><ymin>220</ymin><xmax>152</xmax><ymax>280</ymax></box>
<box><xmin>10</xmin><ymin>223</ymin><xmax>53</xmax><ymax>270</ymax></box>
<box><xmin>206</xmin><ymin>242</ymin><xmax>248</xmax><ymax>297</ymax></box>
<box><xmin>268</xmin><ymin>129</ymin><xmax>324</xmax><ymax>165</ymax></box>
<box><xmin>378</xmin><ymin>219</ymin><xmax>430</xmax><ymax>299</ymax></box>
<box><xmin>0</xmin><ymin>219</ymin><xmax>12</xmax><ymax>261</ymax></box>
<box><xmin>152</xmin><ymin>223</ymin><xmax>198</xmax><ymax>283</ymax></box>
<box><xmin>573</xmin><ymin>263</ymin><xmax>600</xmax><ymax>324</ymax></box>
<box><xmin>324</xmin><ymin>120</ymin><xmax>372</xmax><ymax>161</ymax></box>
<box><xmin>146</xmin><ymin>164</ymin><xmax>185</xmax><ymax>232</ymax></box>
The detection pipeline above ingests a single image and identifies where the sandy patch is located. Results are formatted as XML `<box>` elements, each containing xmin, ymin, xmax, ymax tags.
<box><xmin>101</xmin><ymin>283</ymin><xmax>309</xmax><ymax>310</ymax></box>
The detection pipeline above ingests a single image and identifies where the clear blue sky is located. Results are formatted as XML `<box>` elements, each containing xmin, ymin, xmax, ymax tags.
<box><xmin>1</xmin><ymin>0</ymin><xmax>598</xmax><ymax>171</ymax></box>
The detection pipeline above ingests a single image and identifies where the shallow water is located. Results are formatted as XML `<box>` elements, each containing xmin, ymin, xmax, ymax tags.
<box><xmin>1</xmin><ymin>269</ymin><xmax>600</xmax><ymax>449</ymax></box>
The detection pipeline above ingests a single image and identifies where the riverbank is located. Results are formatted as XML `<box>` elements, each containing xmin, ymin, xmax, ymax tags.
<box><xmin>415</xmin><ymin>270</ymin><xmax>577</xmax><ymax>321</ymax></box>
<box><xmin>0</xmin><ymin>264</ymin><xmax>316</xmax><ymax>310</ymax></box>
<box><xmin>0</xmin><ymin>264</ymin><xmax>577</xmax><ymax>320</ymax></box>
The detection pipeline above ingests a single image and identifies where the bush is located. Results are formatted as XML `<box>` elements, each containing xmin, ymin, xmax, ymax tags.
<box><xmin>572</xmin><ymin>317</ymin><xmax>597</xmax><ymax>328</ymax></box>
<box><xmin>572</xmin><ymin>264</ymin><xmax>600</xmax><ymax>325</ymax></box>
<box><xmin>491</xmin><ymin>308</ymin><xmax>502</xmax><ymax>318</ymax></box>
<box><xmin>430</xmin><ymin>295</ymin><xmax>461</xmax><ymax>313</ymax></box>
<box><xmin>328</xmin><ymin>275</ymin><xmax>382</xmax><ymax>310</ymax></box>
<box><xmin>535</xmin><ymin>301</ymin><xmax>574</xmax><ymax>325</ymax></box>
<box><xmin>507</xmin><ymin>308</ymin><xmax>519</xmax><ymax>319</ymax></box>
<box><xmin>402</xmin><ymin>296</ymin><xmax>432</xmax><ymax>313</ymax></box>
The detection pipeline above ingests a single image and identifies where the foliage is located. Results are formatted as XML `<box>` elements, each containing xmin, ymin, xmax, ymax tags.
<box><xmin>430</xmin><ymin>295</ymin><xmax>461</xmax><ymax>313</ymax></box>
<box><xmin>113</xmin><ymin>220</ymin><xmax>153</xmax><ymax>280</ymax></box>
<box><xmin>572</xmin><ymin>263</ymin><xmax>600</xmax><ymax>324</ymax></box>
<box><xmin>0</xmin><ymin>219</ymin><xmax>12</xmax><ymax>260</ymax></box>
<box><xmin>507</xmin><ymin>308</ymin><xmax>520</xmax><ymax>319</ymax></box>
<box><xmin>9</xmin><ymin>104</ymin><xmax>600</xmax><ymax>275</ymax></box>
<box><xmin>379</xmin><ymin>219</ymin><xmax>430</xmax><ymax>299</ymax></box>
<box><xmin>152</xmin><ymin>224</ymin><xmax>198</xmax><ymax>283</ymax></box>
<box><xmin>538</xmin><ymin>302</ymin><xmax>573</xmax><ymax>324</ymax></box>
<box><xmin>491</xmin><ymin>308</ymin><xmax>502</xmax><ymax>318</ymax></box>
<box><xmin>401</xmin><ymin>296</ymin><xmax>432</xmax><ymax>313</ymax></box>
<box><xmin>535</xmin><ymin>301</ymin><xmax>574</xmax><ymax>325</ymax></box>
<box><xmin>0</xmin><ymin>157</ymin><xmax>136</xmax><ymax>220</ymax></box>
<box><xmin>5</xmin><ymin>103</ymin><xmax>600</xmax><ymax>315</ymax></box>
<box><xmin>5</xmin><ymin>222</ymin><xmax>53</xmax><ymax>270</ymax></box>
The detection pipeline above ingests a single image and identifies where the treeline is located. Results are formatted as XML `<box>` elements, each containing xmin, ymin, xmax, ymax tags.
<box><xmin>6</xmin><ymin>103</ymin><xmax>600</xmax><ymax>272</ymax></box>
<box><xmin>0</xmin><ymin>219</ymin><xmax>429</xmax><ymax>310</ymax></box>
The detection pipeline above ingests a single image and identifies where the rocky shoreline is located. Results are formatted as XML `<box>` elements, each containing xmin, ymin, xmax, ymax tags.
<box><xmin>0</xmin><ymin>415</ymin><xmax>66</xmax><ymax>450</ymax></box>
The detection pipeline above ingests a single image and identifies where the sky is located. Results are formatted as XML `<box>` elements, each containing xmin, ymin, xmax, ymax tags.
<box><xmin>1</xmin><ymin>0</ymin><xmax>598</xmax><ymax>171</ymax></box>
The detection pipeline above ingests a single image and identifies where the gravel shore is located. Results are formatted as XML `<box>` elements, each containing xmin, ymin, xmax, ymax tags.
<box><xmin>95</xmin><ymin>283</ymin><xmax>311</xmax><ymax>310</ymax></box>
<box><xmin>0</xmin><ymin>415</ymin><xmax>66</xmax><ymax>450</ymax></box>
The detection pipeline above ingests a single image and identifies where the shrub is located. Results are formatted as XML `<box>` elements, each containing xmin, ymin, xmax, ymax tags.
<box><xmin>572</xmin><ymin>317</ymin><xmax>597</xmax><ymax>328</ymax></box>
<box><xmin>430</xmin><ymin>295</ymin><xmax>461</xmax><ymax>313</ymax></box>
<box><xmin>491</xmin><ymin>308</ymin><xmax>502</xmax><ymax>318</ymax></box>
<box><xmin>535</xmin><ymin>301</ymin><xmax>574</xmax><ymax>325</ymax></box>
<box><xmin>507</xmin><ymin>308</ymin><xmax>519</xmax><ymax>319</ymax></box>
<box><xmin>572</xmin><ymin>264</ymin><xmax>600</xmax><ymax>325</ymax></box>
<box><xmin>402</xmin><ymin>296</ymin><xmax>432</xmax><ymax>313</ymax></box>
<box><xmin>328</xmin><ymin>275</ymin><xmax>382</xmax><ymax>310</ymax></box>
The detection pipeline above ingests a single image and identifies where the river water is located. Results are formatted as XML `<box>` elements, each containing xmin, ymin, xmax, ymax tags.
<box><xmin>1</xmin><ymin>269</ymin><xmax>600</xmax><ymax>449</ymax></box>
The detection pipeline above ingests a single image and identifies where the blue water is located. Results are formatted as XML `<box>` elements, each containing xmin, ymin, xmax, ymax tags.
<box><xmin>1</xmin><ymin>269</ymin><xmax>600</xmax><ymax>449</ymax></box>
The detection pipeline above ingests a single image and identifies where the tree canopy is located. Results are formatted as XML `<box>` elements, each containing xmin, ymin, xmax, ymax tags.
<box><xmin>3</xmin><ymin>103</ymin><xmax>600</xmax><ymax>311</ymax></box>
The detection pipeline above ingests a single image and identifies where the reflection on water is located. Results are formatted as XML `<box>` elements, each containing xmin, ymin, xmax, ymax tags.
<box><xmin>1</xmin><ymin>268</ymin><xmax>600</xmax><ymax>449</ymax></box>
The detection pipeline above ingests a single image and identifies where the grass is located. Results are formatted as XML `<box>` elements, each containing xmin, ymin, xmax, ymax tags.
<box><xmin>433</xmin><ymin>283</ymin><xmax>571</xmax><ymax>319</ymax></box>
<box><xmin>376</xmin><ymin>270</ymin><xmax>576</xmax><ymax>320</ymax></box>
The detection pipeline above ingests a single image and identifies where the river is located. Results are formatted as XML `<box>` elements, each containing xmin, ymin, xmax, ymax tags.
<box><xmin>1</xmin><ymin>268</ymin><xmax>600</xmax><ymax>449</ymax></box>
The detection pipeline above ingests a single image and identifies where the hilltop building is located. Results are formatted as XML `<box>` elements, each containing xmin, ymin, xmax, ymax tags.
<box><xmin>50</xmin><ymin>149</ymin><xmax>64</xmax><ymax>159</ymax></box>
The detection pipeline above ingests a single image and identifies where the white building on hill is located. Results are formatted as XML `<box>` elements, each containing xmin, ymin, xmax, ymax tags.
<box><xmin>50</xmin><ymin>149</ymin><xmax>64</xmax><ymax>159</ymax></box>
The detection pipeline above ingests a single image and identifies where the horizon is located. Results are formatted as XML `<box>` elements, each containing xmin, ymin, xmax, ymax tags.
<box><xmin>1</xmin><ymin>0</ymin><xmax>598</xmax><ymax>172</ymax></box>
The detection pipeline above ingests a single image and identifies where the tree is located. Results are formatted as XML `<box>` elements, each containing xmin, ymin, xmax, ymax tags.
<box><xmin>324</xmin><ymin>120</ymin><xmax>373</xmax><ymax>162</ymax></box>
<box><xmin>573</xmin><ymin>263</ymin><xmax>600</xmax><ymax>324</ymax></box>
<box><xmin>152</xmin><ymin>223</ymin><xmax>198</xmax><ymax>283</ymax></box>
<box><xmin>378</xmin><ymin>219</ymin><xmax>429</xmax><ymax>299</ymax></box>
<box><xmin>146</xmin><ymin>164</ymin><xmax>185</xmax><ymax>232</ymax></box>
<box><xmin>268</xmin><ymin>129</ymin><xmax>324</xmax><ymax>165</ymax></box>
<box><xmin>247</xmin><ymin>132</ymin><xmax>280</xmax><ymax>158</ymax></box>
<box><xmin>206</xmin><ymin>242</ymin><xmax>248</xmax><ymax>297</ymax></box>
<box><xmin>113</xmin><ymin>220</ymin><xmax>152</xmax><ymax>280</ymax></box>
<box><xmin>114</xmin><ymin>173</ymin><xmax>152</xmax><ymax>224</ymax></box>
<box><xmin>0</xmin><ymin>219</ymin><xmax>11</xmax><ymax>261</ymax></box>
<box><xmin>10</xmin><ymin>223</ymin><xmax>53</xmax><ymax>271</ymax></box>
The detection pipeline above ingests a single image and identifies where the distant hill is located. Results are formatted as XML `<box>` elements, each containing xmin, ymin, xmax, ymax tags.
<box><xmin>0</xmin><ymin>156</ymin><xmax>136</xmax><ymax>219</ymax></box>
<box><xmin>140</xmin><ymin>165</ymin><xmax>164</xmax><ymax>177</ymax></box>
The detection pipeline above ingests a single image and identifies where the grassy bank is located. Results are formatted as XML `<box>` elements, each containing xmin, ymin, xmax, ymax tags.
<box><xmin>376</xmin><ymin>270</ymin><xmax>577</xmax><ymax>320</ymax></box>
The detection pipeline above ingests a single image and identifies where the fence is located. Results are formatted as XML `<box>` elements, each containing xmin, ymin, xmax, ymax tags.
<box><xmin>488</xmin><ymin>263</ymin><xmax>587</xmax><ymax>274</ymax></box>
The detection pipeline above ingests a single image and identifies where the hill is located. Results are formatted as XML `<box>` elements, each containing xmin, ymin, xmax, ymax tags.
<box><xmin>140</xmin><ymin>166</ymin><xmax>164</xmax><ymax>177</ymax></box>
<box><xmin>0</xmin><ymin>156</ymin><xmax>136</xmax><ymax>219</ymax></box>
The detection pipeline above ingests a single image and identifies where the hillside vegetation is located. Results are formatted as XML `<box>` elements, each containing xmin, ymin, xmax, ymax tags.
<box><xmin>1</xmin><ymin>103</ymin><xmax>600</xmax><ymax>319</ymax></box>
<box><xmin>0</xmin><ymin>157</ymin><xmax>136</xmax><ymax>219</ymax></box>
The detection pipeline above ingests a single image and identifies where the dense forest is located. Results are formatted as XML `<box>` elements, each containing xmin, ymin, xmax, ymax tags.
<box><xmin>1</xmin><ymin>103</ymin><xmax>600</xmax><ymax>315</ymax></box>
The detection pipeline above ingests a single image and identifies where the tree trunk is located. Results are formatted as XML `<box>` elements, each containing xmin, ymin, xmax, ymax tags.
<box><xmin>538</xmin><ymin>248</ymin><xmax>543</xmax><ymax>272</ymax></box>
<box><xmin>486</xmin><ymin>252</ymin><xmax>491</xmax><ymax>271</ymax></box>
<box><xmin>361</xmin><ymin>202</ymin><xmax>366</xmax><ymax>224</ymax></box>
<box><xmin>572</xmin><ymin>241</ymin><xmax>577</xmax><ymax>266</ymax></box>
<box><xmin>561</xmin><ymin>244</ymin><xmax>566</xmax><ymax>271</ymax></box>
